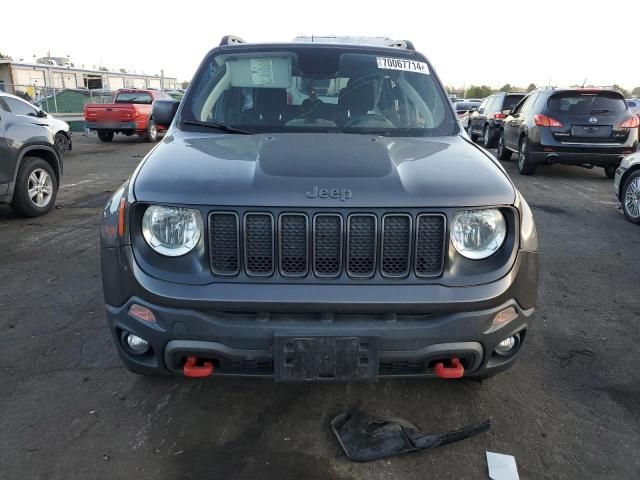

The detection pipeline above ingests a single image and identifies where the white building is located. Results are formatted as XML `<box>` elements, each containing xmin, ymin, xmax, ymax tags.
<box><xmin>0</xmin><ymin>59</ymin><xmax>177</xmax><ymax>94</ymax></box>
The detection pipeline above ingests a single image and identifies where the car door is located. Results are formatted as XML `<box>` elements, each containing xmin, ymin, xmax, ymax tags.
<box><xmin>503</xmin><ymin>96</ymin><xmax>527</xmax><ymax>150</ymax></box>
<box><xmin>470</xmin><ymin>97</ymin><xmax>489</xmax><ymax>134</ymax></box>
<box><xmin>505</xmin><ymin>94</ymin><xmax>537</xmax><ymax>150</ymax></box>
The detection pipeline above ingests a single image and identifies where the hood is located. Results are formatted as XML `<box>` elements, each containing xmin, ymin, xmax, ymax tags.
<box><xmin>133</xmin><ymin>131</ymin><xmax>515</xmax><ymax>208</ymax></box>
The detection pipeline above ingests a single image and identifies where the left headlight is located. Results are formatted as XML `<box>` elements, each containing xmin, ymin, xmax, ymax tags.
<box><xmin>142</xmin><ymin>205</ymin><xmax>202</xmax><ymax>257</ymax></box>
<box><xmin>451</xmin><ymin>209</ymin><xmax>506</xmax><ymax>260</ymax></box>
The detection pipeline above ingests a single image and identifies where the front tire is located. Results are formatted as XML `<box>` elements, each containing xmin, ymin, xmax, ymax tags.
<box><xmin>483</xmin><ymin>125</ymin><xmax>496</xmax><ymax>148</ymax></box>
<box><xmin>518</xmin><ymin>137</ymin><xmax>536</xmax><ymax>175</ymax></box>
<box><xmin>54</xmin><ymin>132</ymin><xmax>70</xmax><ymax>157</ymax></box>
<box><xmin>144</xmin><ymin>119</ymin><xmax>158</xmax><ymax>142</ymax></box>
<box><xmin>468</xmin><ymin>124</ymin><xmax>478</xmax><ymax>142</ymax></box>
<box><xmin>10</xmin><ymin>157</ymin><xmax>58</xmax><ymax>217</ymax></box>
<box><xmin>604</xmin><ymin>165</ymin><xmax>617</xmax><ymax>179</ymax></box>
<box><xmin>497</xmin><ymin>131</ymin><xmax>511</xmax><ymax>160</ymax></box>
<box><xmin>621</xmin><ymin>170</ymin><xmax>640</xmax><ymax>224</ymax></box>
<box><xmin>98</xmin><ymin>131</ymin><xmax>114</xmax><ymax>142</ymax></box>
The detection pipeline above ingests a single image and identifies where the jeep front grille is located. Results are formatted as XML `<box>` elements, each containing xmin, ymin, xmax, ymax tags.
<box><xmin>279</xmin><ymin>214</ymin><xmax>308</xmax><ymax>276</ymax></box>
<box><xmin>208</xmin><ymin>210</ymin><xmax>446</xmax><ymax>280</ymax></box>
<box><xmin>209</xmin><ymin>212</ymin><xmax>240</xmax><ymax>275</ymax></box>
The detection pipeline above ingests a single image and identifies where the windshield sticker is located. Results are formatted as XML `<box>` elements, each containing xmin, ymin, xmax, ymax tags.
<box><xmin>250</xmin><ymin>59</ymin><xmax>274</xmax><ymax>85</ymax></box>
<box><xmin>376</xmin><ymin>57</ymin><xmax>429</xmax><ymax>75</ymax></box>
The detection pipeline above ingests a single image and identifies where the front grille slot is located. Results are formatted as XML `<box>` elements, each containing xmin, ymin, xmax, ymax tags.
<box><xmin>313</xmin><ymin>214</ymin><xmax>343</xmax><ymax>277</ymax></box>
<box><xmin>381</xmin><ymin>214</ymin><xmax>411</xmax><ymax>277</ymax></box>
<box><xmin>244</xmin><ymin>213</ymin><xmax>274</xmax><ymax>276</ymax></box>
<box><xmin>209</xmin><ymin>212</ymin><xmax>240</xmax><ymax>275</ymax></box>
<box><xmin>279</xmin><ymin>214</ymin><xmax>308</xmax><ymax>276</ymax></box>
<box><xmin>347</xmin><ymin>214</ymin><xmax>377</xmax><ymax>277</ymax></box>
<box><xmin>415</xmin><ymin>214</ymin><xmax>446</xmax><ymax>277</ymax></box>
<box><xmin>209</xmin><ymin>209</ymin><xmax>447</xmax><ymax>280</ymax></box>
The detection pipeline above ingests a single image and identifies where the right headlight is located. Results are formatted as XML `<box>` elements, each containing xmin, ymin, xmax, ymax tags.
<box><xmin>451</xmin><ymin>209</ymin><xmax>506</xmax><ymax>260</ymax></box>
<box><xmin>142</xmin><ymin>205</ymin><xmax>202</xmax><ymax>257</ymax></box>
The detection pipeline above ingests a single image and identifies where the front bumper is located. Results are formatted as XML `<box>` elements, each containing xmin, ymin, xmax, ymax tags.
<box><xmin>102</xmin><ymin>246</ymin><xmax>538</xmax><ymax>380</ymax></box>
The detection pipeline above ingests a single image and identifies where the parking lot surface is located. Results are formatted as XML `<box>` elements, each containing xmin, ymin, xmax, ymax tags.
<box><xmin>1</xmin><ymin>135</ymin><xmax>639</xmax><ymax>479</ymax></box>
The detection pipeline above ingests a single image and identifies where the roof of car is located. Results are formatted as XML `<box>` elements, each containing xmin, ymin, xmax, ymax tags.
<box><xmin>218</xmin><ymin>34</ymin><xmax>416</xmax><ymax>52</ymax></box>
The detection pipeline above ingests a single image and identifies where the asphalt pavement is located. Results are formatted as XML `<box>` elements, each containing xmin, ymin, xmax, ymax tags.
<box><xmin>0</xmin><ymin>134</ymin><xmax>638</xmax><ymax>479</ymax></box>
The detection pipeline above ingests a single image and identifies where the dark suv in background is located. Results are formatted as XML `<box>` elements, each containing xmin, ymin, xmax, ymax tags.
<box><xmin>497</xmin><ymin>88</ymin><xmax>639</xmax><ymax>176</ymax></box>
<box><xmin>0</xmin><ymin>92</ymin><xmax>63</xmax><ymax>216</ymax></box>
<box><xmin>468</xmin><ymin>92</ymin><xmax>525</xmax><ymax>147</ymax></box>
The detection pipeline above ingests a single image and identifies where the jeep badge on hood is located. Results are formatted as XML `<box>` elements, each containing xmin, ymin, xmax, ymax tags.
<box><xmin>306</xmin><ymin>186</ymin><xmax>353</xmax><ymax>201</ymax></box>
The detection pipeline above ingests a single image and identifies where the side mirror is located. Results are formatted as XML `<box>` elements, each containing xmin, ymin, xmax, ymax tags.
<box><xmin>153</xmin><ymin>99</ymin><xmax>180</xmax><ymax>128</ymax></box>
<box><xmin>470</xmin><ymin>106</ymin><xmax>478</xmax><ymax>112</ymax></box>
<box><xmin>502</xmin><ymin>109</ymin><xmax>511</xmax><ymax>116</ymax></box>
<box><xmin>37</xmin><ymin>110</ymin><xmax>48</xmax><ymax>118</ymax></box>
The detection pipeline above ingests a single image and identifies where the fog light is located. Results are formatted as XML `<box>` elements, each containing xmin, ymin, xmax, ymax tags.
<box><xmin>125</xmin><ymin>333</ymin><xmax>149</xmax><ymax>354</ymax></box>
<box><xmin>494</xmin><ymin>334</ymin><xmax>520</xmax><ymax>356</ymax></box>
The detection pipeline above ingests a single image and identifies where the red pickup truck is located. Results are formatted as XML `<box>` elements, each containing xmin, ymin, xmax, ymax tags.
<box><xmin>84</xmin><ymin>89</ymin><xmax>172</xmax><ymax>142</ymax></box>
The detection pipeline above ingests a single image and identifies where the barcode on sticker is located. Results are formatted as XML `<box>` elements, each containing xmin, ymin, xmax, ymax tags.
<box><xmin>376</xmin><ymin>57</ymin><xmax>429</xmax><ymax>74</ymax></box>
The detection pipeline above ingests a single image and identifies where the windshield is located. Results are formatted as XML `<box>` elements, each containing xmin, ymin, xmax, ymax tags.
<box><xmin>547</xmin><ymin>91</ymin><xmax>627</xmax><ymax>114</ymax></box>
<box><xmin>115</xmin><ymin>92</ymin><xmax>153</xmax><ymax>104</ymax></box>
<box><xmin>182</xmin><ymin>47</ymin><xmax>457</xmax><ymax>136</ymax></box>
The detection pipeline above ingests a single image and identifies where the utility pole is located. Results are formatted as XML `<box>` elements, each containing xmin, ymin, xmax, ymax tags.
<box><xmin>47</xmin><ymin>49</ymin><xmax>58</xmax><ymax>112</ymax></box>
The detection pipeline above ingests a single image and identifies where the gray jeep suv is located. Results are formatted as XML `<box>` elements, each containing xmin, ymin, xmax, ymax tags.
<box><xmin>101</xmin><ymin>36</ymin><xmax>539</xmax><ymax>381</ymax></box>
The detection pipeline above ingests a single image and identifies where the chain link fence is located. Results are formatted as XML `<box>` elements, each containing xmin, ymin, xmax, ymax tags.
<box><xmin>1</xmin><ymin>83</ymin><xmax>184</xmax><ymax>114</ymax></box>
<box><xmin>1</xmin><ymin>83</ymin><xmax>117</xmax><ymax>114</ymax></box>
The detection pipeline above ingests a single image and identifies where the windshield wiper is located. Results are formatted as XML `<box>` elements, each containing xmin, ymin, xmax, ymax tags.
<box><xmin>183</xmin><ymin>120</ymin><xmax>253</xmax><ymax>134</ymax></box>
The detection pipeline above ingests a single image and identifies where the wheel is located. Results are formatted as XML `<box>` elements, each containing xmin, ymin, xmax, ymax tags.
<box><xmin>517</xmin><ymin>137</ymin><xmax>536</xmax><ymax>175</ymax></box>
<box><xmin>621</xmin><ymin>170</ymin><xmax>640</xmax><ymax>224</ymax></box>
<box><xmin>497</xmin><ymin>131</ymin><xmax>512</xmax><ymax>161</ymax></box>
<box><xmin>10</xmin><ymin>156</ymin><xmax>58</xmax><ymax>217</ymax></box>
<box><xmin>604</xmin><ymin>165</ymin><xmax>617</xmax><ymax>179</ymax></box>
<box><xmin>98</xmin><ymin>131</ymin><xmax>114</xmax><ymax>142</ymax></box>
<box><xmin>144</xmin><ymin>119</ymin><xmax>158</xmax><ymax>142</ymax></box>
<box><xmin>54</xmin><ymin>132</ymin><xmax>69</xmax><ymax>157</ymax></box>
<box><xmin>483</xmin><ymin>125</ymin><xmax>497</xmax><ymax>148</ymax></box>
<box><xmin>468</xmin><ymin>123</ymin><xmax>477</xmax><ymax>142</ymax></box>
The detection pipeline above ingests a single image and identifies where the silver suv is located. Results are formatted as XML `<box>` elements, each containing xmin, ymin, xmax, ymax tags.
<box><xmin>0</xmin><ymin>92</ymin><xmax>65</xmax><ymax>216</ymax></box>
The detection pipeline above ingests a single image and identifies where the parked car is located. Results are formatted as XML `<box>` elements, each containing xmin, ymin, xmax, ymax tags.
<box><xmin>0</xmin><ymin>92</ymin><xmax>63</xmax><ymax>216</ymax></box>
<box><xmin>0</xmin><ymin>93</ymin><xmax>71</xmax><ymax>156</ymax></box>
<box><xmin>84</xmin><ymin>89</ymin><xmax>172</xmax><ymax>142</ymax></box>
<box><xmin>497</xmin><ymin>88</ymin><xmax>639</xmax><ymax>176</ymax></box>
<box><xmin>455</xmin><ymin>100</ymin><xmax>481</xmax><ymax>130</ymax></box>
<box><xmin>101</xmin><ymin>35</ymin><xmax>538</xmax><ymax>381</ymax></box>
<box><xmin>614</xmin><ymin>152</ymin><xmax>640</xmax><ymax>223</ymax></box>
<box><xmin>468</xmin><ymin>92</ymin><xmax>525</xmax><ymax>147</ymax></box>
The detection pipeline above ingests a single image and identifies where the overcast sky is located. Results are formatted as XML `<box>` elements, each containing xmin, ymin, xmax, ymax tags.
<box><xmin>1</xmin><ymin>0</ymin><xmax>637</xmax><ymax>90</ymax></box>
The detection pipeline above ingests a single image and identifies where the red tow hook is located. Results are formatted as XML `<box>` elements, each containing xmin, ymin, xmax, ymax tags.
<box><xmin>183</xmin><ymin>356</ymin><xmax>214</xmax><ymax>378</ymax></box>
<box><xmin>434</xmin><ymin>357</ymin><xmax>465</xmax><ymax>379</ymax></box>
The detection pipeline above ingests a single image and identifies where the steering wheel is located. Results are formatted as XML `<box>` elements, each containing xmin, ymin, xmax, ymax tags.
<box><xmin>344</xmin><ymin>113</ymin><xmax>395</xmax><ymax>129</ymax></box>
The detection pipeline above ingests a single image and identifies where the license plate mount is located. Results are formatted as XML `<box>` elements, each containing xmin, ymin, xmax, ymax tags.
<box><xmin>274</xmin><ymin>335</ymin><xmax>380</xmax><ymax>382</ymax></box>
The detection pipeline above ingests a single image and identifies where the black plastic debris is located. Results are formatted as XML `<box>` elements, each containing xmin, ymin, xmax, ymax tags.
<box><xmin>331</xmin><ymin>410</ymin><xmax>491</xmax><ymax>462</ymax></box>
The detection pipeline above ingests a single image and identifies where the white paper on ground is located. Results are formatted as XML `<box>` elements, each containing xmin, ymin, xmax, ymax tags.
<box><xmin>487</xmin><ymin>452</ymin><xmax>519</xmax><ymax>480</ymax></box>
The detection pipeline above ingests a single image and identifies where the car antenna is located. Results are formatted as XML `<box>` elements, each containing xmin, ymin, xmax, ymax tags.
<box><xmin>582</xmin><ymin>78</ymin><xmax>587</xmax><ymax>88</ymax></box>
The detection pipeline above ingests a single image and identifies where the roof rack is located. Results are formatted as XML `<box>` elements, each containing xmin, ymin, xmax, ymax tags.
<box><xmin>220</xmin><ymin>35</ymin><xmax>246</xmax><ymax>46</ymax></box>
<box><xmin>293</xmin><ymin>36</ymin><xmax>415</xmax><ymax>50</ymax></box>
